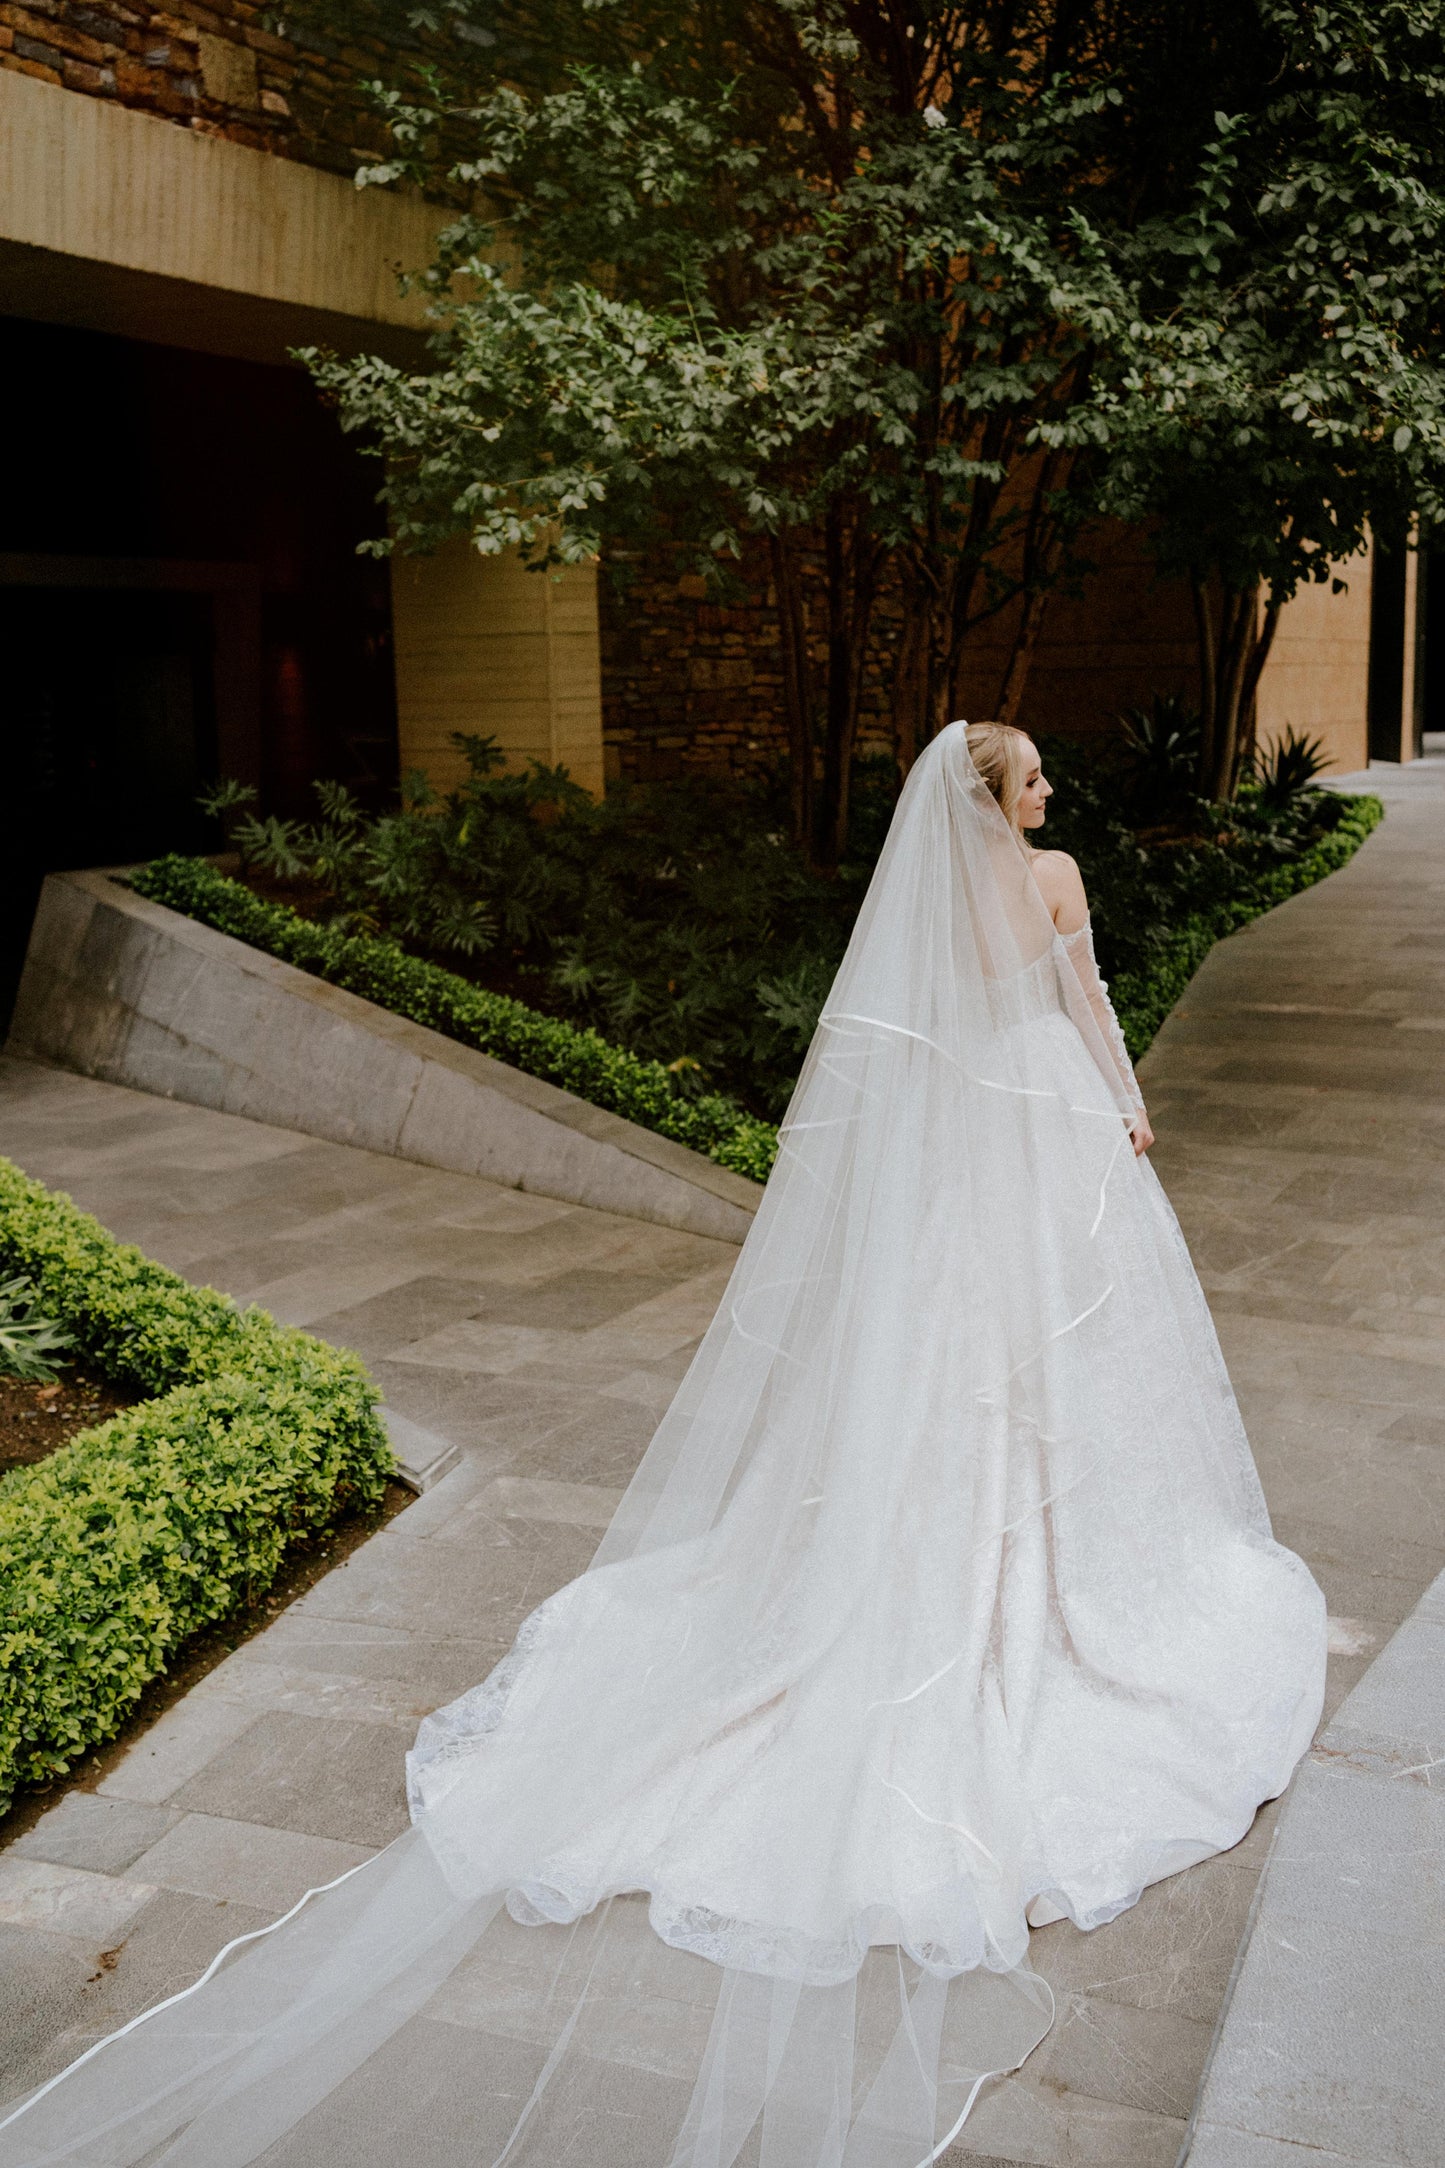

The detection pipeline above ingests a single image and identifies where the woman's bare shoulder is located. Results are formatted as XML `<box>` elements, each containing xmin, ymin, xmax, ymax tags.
<box><xmin>1027</xmin><ymin>849</ymin><xmax>1089</xmax><ymax>930</ymax></box>
<box><xmin>1028</xmin><ymin>847</ymin><xmax>1082</xmax><ymax>896</ymax></box>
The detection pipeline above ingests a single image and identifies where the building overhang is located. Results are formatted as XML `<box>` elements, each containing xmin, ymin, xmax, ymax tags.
<box><xmin>0</xmin><ymin>68</ymin><xmax>444</xmax><ymax>368</ymax></box>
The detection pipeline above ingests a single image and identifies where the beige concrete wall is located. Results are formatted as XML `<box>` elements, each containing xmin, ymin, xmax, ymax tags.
<box><xmin>391</xmin><ymin>543</ymin><xmax>605</xmax><ymax>795</ymax></box>
<box><xmin>1255</xmin><ymin>546</ymin><xmax>1372</xmax><ymax>776</ymax></box>
<box><xmin>0</xmin><ymin>67</ymin><xmax>442</xmax><ymax>328</ymax></box>
<box><xmin>13</xmin><ymin>870</ymin><xmax>759</xmax><ymax>1239</ymax></box>
<box><xmin>961</xmin><ymin>522</ymin><xmax>1374</xmax><ymax>778</ymax></box>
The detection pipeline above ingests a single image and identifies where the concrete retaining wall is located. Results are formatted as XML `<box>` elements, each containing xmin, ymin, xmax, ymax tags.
<box><xmin>7</xmin><ymin>870</ymin><xmax>762</xmax><ymax>1244</ymax></box>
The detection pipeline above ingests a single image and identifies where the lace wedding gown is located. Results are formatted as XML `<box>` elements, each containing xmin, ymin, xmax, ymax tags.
<box><xmin>0</xmin><ymin>724</ymin><xmax>1325</xmax><ymax>2168</ymax></box>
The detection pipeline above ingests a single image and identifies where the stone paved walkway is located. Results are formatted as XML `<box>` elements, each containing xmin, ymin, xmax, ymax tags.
<box><xmin>0</xmin><ymin>1074</ymin><xmax>737</xmax><ymax>2116</ymax></box>
<box><xmin>1</xmin><ymin>749</ymin><xmax>1442</xmax><ymax>2167</ymax></box>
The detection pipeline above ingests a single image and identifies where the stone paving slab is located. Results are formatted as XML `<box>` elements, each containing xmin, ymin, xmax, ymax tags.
<box><xmin>1</xmin><ymin>752</ymin><xmax>1443</xmax><ymax>2164</ymax></box>
<box><xmin>120</xmin><ymin>1815</ymin><xmax>374</xmax><ymax>1913</ymax></box>
<box><xmin>1186</xmin><ymin>1564</ymin><xmax>1445</xmax><ymax>2167</ymax></box>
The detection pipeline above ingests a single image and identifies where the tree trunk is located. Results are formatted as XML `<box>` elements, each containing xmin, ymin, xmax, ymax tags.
<box><xmin>1234</xmin><ymin>588</ymin><xmax>1284</xmax><ymax>790</ymax></box>
<box><xmin>941</xmin><ymin>432</ymin><xmax>1080</xmax><ymax>733</ymax></box>
<box><xmin>814</xmin><ymin>502</ymin><xmax>879</xmax><ymax>870</ymax></box>
<box><xmin>994</xmin><ymin>583</ymin><xmax>1052</xmax><ymax>727</ymax></box>
<box><xmin>944</xmin><ymin>497</ymin><xmax>1001</xmax><ymax>722</ymax></box>
<box><xmin>1191</xmin><ymin>577</ymin><xmax>1278</xmax><ymax>800</ymax></box>
<box><xmin>769</xmin><ymin>530</ymin><xmax>816</xmax><ymax>854</ymax></box>
<box><xmin>993</xmin><ymin>443</ymin><xmax>1074</xmax><ymax>728</ymax></box>
<box><xmin>891</xmin><ymin>562</ymin><xmax>954</xmax><ymax>778</ymax></box>
<box><xmin>1190</xmin><ymin>574</ymin><xmax>1219</xmax><ymax>790</ymax></box>
<box><xmin>890</xmin><ymin>579</ymin><xmax>930</xmax><ymax>781</ymax></box>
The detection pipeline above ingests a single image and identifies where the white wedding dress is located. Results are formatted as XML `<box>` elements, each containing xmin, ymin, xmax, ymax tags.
<box><xmin>0</xmin><ymin>723</ymin><xmax>1325</xmax><ymax>2168</ymax></box>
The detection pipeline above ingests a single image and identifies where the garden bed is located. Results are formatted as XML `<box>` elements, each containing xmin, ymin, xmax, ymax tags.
<box><xmin>0</xmin><ymin>1364</ymin><xmax>140</xmax><ymax>1477</ymax></box>
<box><xmin>1103</xmin><ymin>790</ymin><xmax>1385</xmax><ymax>1053</ymax></box>
<box><xmin>128</xmin><ymin>856</ymin><xmax>780</xmax><ymax>1184</ymax></box>
<box><xmin>0</xmin><ymin>1159</ymin><xmax>395</xmax><ymax>1812</ymax></box>
<box><xmin>131</xmin><ymin>775</ymin><xmax>1383</xmax><ymax>1181</ymax></box>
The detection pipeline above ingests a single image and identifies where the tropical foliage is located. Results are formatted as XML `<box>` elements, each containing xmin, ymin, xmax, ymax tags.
<box><xmin>0</xmin><ymin>1273</ymin><xmax>74</xmax><ymax>1384</ymax></box>
<box><xmin>201</xmin><ymin>741</ymin><xmax>884</xmax><ymax>1123</ymax></box>
<box><xmin>147</xmin><ymin>740</ymin><xmax>1379</xmax><ymax>1135</ymax></box>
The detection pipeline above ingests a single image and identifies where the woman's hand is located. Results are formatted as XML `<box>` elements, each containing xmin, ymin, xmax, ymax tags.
<box><xmin>1130</xmin><ymin>1111</ymin><xmax>1155</xmax><ymax>1157</ymax></box>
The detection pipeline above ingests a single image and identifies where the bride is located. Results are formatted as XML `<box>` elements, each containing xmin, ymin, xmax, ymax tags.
<box><xmin>0</xmin><ymin>721</ymin><xmax>1325</xmax><ymax>2168</ymax></box>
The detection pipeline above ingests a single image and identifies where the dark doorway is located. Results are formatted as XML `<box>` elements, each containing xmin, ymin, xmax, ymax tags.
<box><xmin>1368</xmin><ymin>525</ymin><xmax>1408</xmax><ymax>764</ymax></box>
<box><xmin>0</xmin><ymin>587</ymin><xmax>224</xmax><ymax>1023</ymax></box>
<box><xmin>1422</xmin><ymin>547</ymin><xmax>1445</xmax><ymax>741</ymax></box>
<box><xmin>0</xmin><ymin>312</ymin><xmax>400</xmax><ymax>1029</ymax></box>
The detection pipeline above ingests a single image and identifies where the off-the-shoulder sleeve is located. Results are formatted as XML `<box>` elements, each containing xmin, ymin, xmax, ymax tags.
<box><xmin>1060</xmin><ymin>919</ymin><xmax>1146</xmax><ymax>1120</ymax></box>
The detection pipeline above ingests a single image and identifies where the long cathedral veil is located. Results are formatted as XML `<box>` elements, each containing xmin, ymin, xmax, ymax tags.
<box><xmin>0</xmin><ymin>723</ymin><xmax>1312</xmax><ymax>2168</ymax></box>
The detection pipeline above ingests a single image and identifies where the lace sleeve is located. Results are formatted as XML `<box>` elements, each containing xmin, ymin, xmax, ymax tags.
<box><xmin>1060</xmin><ymin>919</ymin><xmax>1146</xmax><ymax>1120</ymax></box>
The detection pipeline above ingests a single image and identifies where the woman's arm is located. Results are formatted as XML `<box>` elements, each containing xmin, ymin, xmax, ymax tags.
<box><xmin>1033</xmin><ymin>852</ymin><xmax>1154</xmax><ymax>1156</ymax></box>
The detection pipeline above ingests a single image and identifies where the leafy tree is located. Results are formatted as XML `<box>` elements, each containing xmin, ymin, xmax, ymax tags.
<box><xmin>299</xmin><ymin>1</ymin><xmax>1262</xmax><ymax>862</ymax></box>
<box><xmin>296</xmin><ymin>0</ymin><xmax>1445</xmax><ymax>826</ymax></box>
<box><xmin>1090</xmin><ymin>0</ymin><xmax>1445</xmax><ymax>798</ymax></box>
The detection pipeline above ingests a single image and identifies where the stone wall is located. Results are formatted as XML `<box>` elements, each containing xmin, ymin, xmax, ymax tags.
<box><xmin>0</xmin><ymin>0</ymin><xmax>395</xmax><ymax>175</ymax></box>
<box><xmin>600</xmin><ymin>540</ymin><xmax>905</xmax><ymax>787</ymax></box>
<box><xmin>600</xmin><ymin>521</ymin><xmax>1374</xmax><ymax>783</ymax></box>
<box><xmin>599</xmin><ymin>525</ymin><xmax>1204</xmax><ymax>785</ymax></box>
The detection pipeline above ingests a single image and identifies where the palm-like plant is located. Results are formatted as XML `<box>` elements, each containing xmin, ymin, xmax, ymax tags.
<box><xmin>1116</xmin><ymin>695</ymin><xmax>1205</xmax><ymax>827</ymax></box>
<box><xmin>0</xmin><ymin>1274</ymin><xmax>74</xmax><ymax>1383</ymax></box>
<box><xmin>1249</xmin><ymin>730</ymin><xmax>1330</xmax><ymax>814</ymax></box>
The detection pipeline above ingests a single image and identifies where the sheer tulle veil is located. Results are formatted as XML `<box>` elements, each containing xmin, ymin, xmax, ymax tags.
<box><xmin>0</xmin><ymin>722</ymin><xmax>1324</xmax><ymax>2168</ymax></box>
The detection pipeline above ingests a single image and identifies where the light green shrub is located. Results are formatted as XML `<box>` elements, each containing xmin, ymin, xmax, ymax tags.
<box><xmin>0</xmin><ymin>1159</ymin><xmax>393</xmax><ymax>1808</ymax></box>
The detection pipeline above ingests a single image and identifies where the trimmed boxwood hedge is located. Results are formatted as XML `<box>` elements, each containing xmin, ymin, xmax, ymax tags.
<box><xmin>0</xmin><ymin>1159</ymin><xmax>394</xmax><ymax>1811</ymax></box>
<box><xmin>132</xmin><ymin>794</ymin><xmax>1382</xmax><ymax>1177</ymax></box>
<box><xmin>130</xmin><ymin>856</ymin><xmax>780</xmax><ymax>1184</ymax></box>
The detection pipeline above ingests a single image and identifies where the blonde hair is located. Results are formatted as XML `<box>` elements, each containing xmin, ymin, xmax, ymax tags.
<box><xmin>964</xmin><ymin>721</ymin><xmax>1035</xmax><ymax>836</ymax></box>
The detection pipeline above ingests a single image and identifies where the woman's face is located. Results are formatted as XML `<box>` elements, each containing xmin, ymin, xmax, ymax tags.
<box><xmin>1017</xmin><ymin>740</ymin><xmax>1053</xmax><ymax>830</ymax></box>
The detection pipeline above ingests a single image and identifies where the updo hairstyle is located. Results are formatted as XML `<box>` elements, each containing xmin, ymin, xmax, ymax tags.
<box><xmin>963</xmin><ymin>721</ymin><xmax>1034</xmax><ymax>836</ymax></box>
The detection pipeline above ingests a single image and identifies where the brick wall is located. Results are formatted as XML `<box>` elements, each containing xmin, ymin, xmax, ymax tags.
<box><xmin>600</xmin><ymin>540</ymin><xmax>906</xmax><ymax>786</ymax></box>
<box><xmin>599</xmin><ymin>529</ymin><xmax>1202</xmax><ymax>785</ymax></box>
<box><xmin>0</xmin><ymin>0</ymin><xmax>397</xmax><ymax>174</ymax></box>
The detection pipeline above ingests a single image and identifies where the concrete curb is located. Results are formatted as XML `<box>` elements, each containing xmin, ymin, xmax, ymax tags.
<box><xmin>7</xmin><ymin>870</ymin><xmax>762</xmax><ymax>1244</ymax></box>
<box><xmin>380</xmin><ymin>1407</ymin><xmax>461</xmax><ymax>1495</ymax></box>
<box><xmin>1182</xmin><ymin>1566</ymin><xmax>1445</xmax><ymax>2166</ymax></box>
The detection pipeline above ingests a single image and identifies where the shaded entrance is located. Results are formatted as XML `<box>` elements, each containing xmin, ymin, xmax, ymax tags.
<box><xmin>1</xmin><ymin>313</ymin><xmax>399</xmax><ymax>1028</ymax></box>
<box><xmin>0</xmin><ymin>576</ymin><xmax>234</xmax><ymax>1024</ymax></box>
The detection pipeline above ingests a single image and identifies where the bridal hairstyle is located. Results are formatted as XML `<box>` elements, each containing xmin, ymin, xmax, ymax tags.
<box><xmin>963</xmin><ymin>720</ymin><xmax>1033</xmax><ymax>836</ymax></box>
<box><xmin>0</xmin><ymin>723</ymin><xmax>1315</xmax><ymax>2168</ymax></box>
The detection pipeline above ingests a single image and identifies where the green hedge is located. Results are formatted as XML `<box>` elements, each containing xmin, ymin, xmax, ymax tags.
<box><xmin>131</xmin><ymin>793</ymin><xmax>1382</xmax><ymax>1183</ymax></box>
<box><xmin>130</xmin><ymin>857</ymin><xmax>779</xmax><ymax>1184</ymax></box>
<box><xmin>1110</xmin><ymin>792</ymin><xmax>1385</xmax><ymax>1057</ymax></box>
<box><xmin>0</xmin><ymin>1159</ymin><xmax>394</xmax><ymax>1810</ymax></box>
